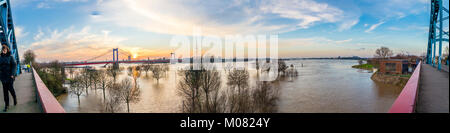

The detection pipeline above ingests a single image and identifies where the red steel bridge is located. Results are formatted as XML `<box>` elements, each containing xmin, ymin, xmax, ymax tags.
<box><xmin>62</xmin><ymin>48</ymin><xmax>172</xmax><ymax>66</ymax></box>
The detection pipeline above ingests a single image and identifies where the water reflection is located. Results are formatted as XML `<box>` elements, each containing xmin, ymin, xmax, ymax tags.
<box><xmin>58</xmin><ymin>60</ymin><xmax>402</xmax><ymax>113</ymax></box>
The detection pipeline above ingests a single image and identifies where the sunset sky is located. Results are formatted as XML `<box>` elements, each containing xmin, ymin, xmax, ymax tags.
<box><xmin>10</xmin><ymin>0</ymin><xmax>449</xmax><ymax>62</ymax></box>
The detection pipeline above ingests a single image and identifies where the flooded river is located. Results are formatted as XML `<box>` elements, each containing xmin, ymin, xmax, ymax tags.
<box><xmin>57</xmin><ymin>60</ymin><xmax>402</xmax><ymax>113</ymax></box>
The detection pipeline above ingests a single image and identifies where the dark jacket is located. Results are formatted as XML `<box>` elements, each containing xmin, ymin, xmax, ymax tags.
<box><xmin>0</xmin><ymin>53</ymin><xmax>17</xmax><ymax>83</ymax></box>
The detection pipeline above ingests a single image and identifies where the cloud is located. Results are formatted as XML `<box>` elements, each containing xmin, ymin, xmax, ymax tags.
<box><xmin>15</xmin><ymin>26</ymin><xmax>29</xmax><ymax>40</ymax></box>
<box><xmin>28</xmin><ymin>26</ymin><xmax>129</xmax><ymax>62</ymax></box>
<box><xmin>27</xmin><ymin>26</ymin><xmax>174</xmax><ymax>62</ymax></box>
<box><xmin>387</xmin><ymin>25</ymin><xmax>429</xmax><ymax>32</ymax></box>
<box><xmin>365</xmin><ymin>21</ymin><xmax>385</xmax><ymax>33</ymax></box>
<box><xmin>338</xmin><ymin>19</ymin><xmax>359</xmax><ymax>31</ymax></box>
<box><xmin>36</xmin><ymin>2</ymin><xmax>50</xmax><ymax>8</ymax></box>
<box><xmin>10</xmin><ymin>0</ymin><xmax>89</xmax><ymax>9</ymax></box>
<box><xmin>360</xmin><ymin>0</ymin><xmax>429</xmax><ymax>19</ymax></box>
<box><xmin>93</xmin><ymin>0</ymin><xmax>356</xmax><ymax>36</ymax></box>
<box><xmin>280</xmin><ymin>37</ymin><xmax>353</xmax><ymax>47</ymax></box>
<box><xmin>259</xmin><ymin>0</ymin><xmax>344</xmax><ymax>29</ymax></box>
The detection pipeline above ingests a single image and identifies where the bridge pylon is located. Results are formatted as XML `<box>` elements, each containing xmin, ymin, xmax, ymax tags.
<box><xmin>113</xmin><ymin>48</ymin><xmax>119</xmax><ymax>69</ymax></box>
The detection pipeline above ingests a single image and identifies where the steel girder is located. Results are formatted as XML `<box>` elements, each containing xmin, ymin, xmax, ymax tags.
<box><xmin>427</xmin><ymin>0</ymin><xmax>449</xmax><ymax>70</ymax></box>
<box><xmin>0</xmin><ymin>0</ymin><xmax>20</xmax><ymax>75</ymax></box>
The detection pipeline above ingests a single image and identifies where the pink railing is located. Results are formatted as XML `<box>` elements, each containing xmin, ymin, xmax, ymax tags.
<box><xmin>388</xmin><ymin>61</ymin><xmax>422</xmax><ymax>113</ymax></box>
<box><xmin>32</xmin><ymin>68</ymin><xmax>66</xmax><ymax>113</ymax></box>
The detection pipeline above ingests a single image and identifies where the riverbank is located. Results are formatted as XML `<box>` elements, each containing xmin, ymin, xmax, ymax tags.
<box><xmin>371</xmin><ymin>71</ymin><xmax>410</xmax><ymax>87</ymax></box>
<box><xmin>352</xmin><ymin>64</ymin><xmax>374</xmax><ymax>70</ymax></box>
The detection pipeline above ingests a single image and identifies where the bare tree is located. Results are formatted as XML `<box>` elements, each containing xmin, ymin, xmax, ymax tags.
<box><xmin>107</xmin><ymin>65</ymin><xmax>120</xmax><ymax>82</ymax></box>
<box><xmin>70</xmin><ymin>76</ymin><xmax>85</xmax><ymax>105</ymax></box>
<box><xmin>199</xmin><ymin>68</ymin><xmax>223</xmax><ymax>113</ymax></box>
<box><xmin>178</xmin><ymin>65</ymin><xmax>225</xmax><ymax>113</ymax></box>
<box><xmin>227</xmin><ymin>69</ymin><xmax>249</xmax><ymax>93</ymax></box>
<box><xmin>375</xmin><ymin>47</ymin><xmax>393</xmax><ymax>58</ymax></box>
<box><xmin>286</xmin><ymin>64</ymin><xmax>298</xmax><ymax>78</ymax></box>
<box><xmin>278</xmin><ymin>59</ymin><xmax>288</xmax><ymax>77</ymax></box>
<box><xmin>225</xmin><ymin>86</ymin><xmax>252</xmax><ymax>113</ymax></box>
<box><xmin>104</xmin><ymin>82</ymin><xmax>123</xmax><ymax>113</ymax></box>
<box><xmin>68</xmin><ymin>68</ymin><xmax>75</xmax><ymax>79</ymax></box>
<box><xmin>97</xmin><ymin>70</ymin><xmax>112</xmax><ymax>102</ymax></box>
<box><xmin>119</xmin><ymin>78</ymin><xmax>141</xmax><ymax>113</ymax></box>
<box><xmin>223</xmin><ymin>62</ymin><xmax>233</xmax><ymax>73</ymax></box>
<box><xmin>142</xmin><ymin>64</ymin><xmax>151</xmax><ymax>76</ymax></box>
<box><xmin>90</xmin><ymin>70</ymin><xmax>101</xmax><ymax>93</ymax></box>
<box><xmin>252</xmin><ymin>81</ymin><xmax>279</xmax><ymax>113</ymax></box>
<box><xmin>80</xmin><ymin>69</ymin><xmax>91</xmax><ymax>95</ymax></box>
<box><xmin>163</xmin><ymin>64</ymin><xmax>170</xmax><ymax>75</ymax></box>
<box><xmin>178</xmin><ymin>67</ymin><xmax>203</xmax><ymax>113</ymax></box>
<box><xmin>225</xmin><ymin>69</ymin><xmax>253</xmax><ymax>113</ymax></box>
<box><xmin>127</xmin><ymin>66</ymin><xmax>133</xmax><ymax>77</ymax></box>
<box><xmin>151</xmin><ymin>64</ymin><xmax>165</xmax><ymax>83</ymax></box>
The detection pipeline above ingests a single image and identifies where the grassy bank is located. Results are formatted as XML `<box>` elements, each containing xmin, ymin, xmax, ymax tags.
<box><xmin>36</xmin><ymin>71</ymin><xmax>67</xmax><ymax>97</ymax></box>
<box><xmin>352</xmin><ymin>64</ymin><xmax>374</xmax><ymax>70</ymax></box>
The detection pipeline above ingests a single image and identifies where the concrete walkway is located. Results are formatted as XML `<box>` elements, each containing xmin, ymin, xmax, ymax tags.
<box><xmin>416</xmin><ymin>64</ymin><xmax>449</xmax><ymax>113</ymax></box>
<box><xmin>0</xmin><ymin>72</ymin><xmax>41</xmax><ymax>113</ymax></box>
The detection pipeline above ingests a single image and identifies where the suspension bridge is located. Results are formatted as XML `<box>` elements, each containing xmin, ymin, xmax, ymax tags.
<box><xmin>0</xmin><ymin>0</ymin><xmax>448</xmax><ymax>113</ymax></box>
<box><xmin>62</xmin><ymin>48</ymin><xmax>172</xmax><ymax>66</ymax></box>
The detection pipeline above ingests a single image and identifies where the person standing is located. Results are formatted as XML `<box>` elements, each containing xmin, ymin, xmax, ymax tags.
<box><xmin>0</xmin><ymin>45</ymin><xmax>17</xmax><ymax>112</ymax></box>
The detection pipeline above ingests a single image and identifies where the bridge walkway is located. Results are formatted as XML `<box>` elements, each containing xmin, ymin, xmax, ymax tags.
<box><xmin>416</xmin><ymin>64</ymin><xmax>449</xmax><ymax>113</ymax></box>
<box><xmin>0</xmin><ymin>72</ymin><xmax>41</xmax><ymax>113</ymax></box>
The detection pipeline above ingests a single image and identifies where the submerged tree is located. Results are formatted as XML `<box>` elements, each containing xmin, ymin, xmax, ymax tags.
<box><xmin>90</xmin><ymin>70</ymin><xmax>101</xmax><ymax>93</ymax></box>
<box><xmin>80</xmin><ymin>69</ymin><xmax>91</xmax><ymax>95</ymax></box>
<box><xmin>178</xmin><ymin>66</ymin><xmax>225</xmax><ymax>113</ymax></box>
<box><xmin>70</xmin><ymin>76</ymin><xmax>85</xmax><ymax>105</ymax></box>
<box><xmin>177</xmin><ymin>64</ymin><xmax>281</xmax><ymax>113</ymax></box>
<box><xmin>151</xmin><ymin>64</ymin><xmax>165</xmax><ymax>83</ymax></box>
<box><xmin>142</xmin><ymin>64</ymin><xmax>152</xmax><ymax>76</ymax></box>
<box><xmin>226</xmin><ymin>69</ymin><xmax>252</xmax><ymax>113</ymax></box>
<box><xmin>119</xmin><ymin>78</ymin><xmax>141</xmax><ymax>113</ymax></box>
<box><xmin>278</xmin><ymin>59</ymin><xmax>288</xmax><ymax>77</ymax></box>
<box><xmin>107</xmin><ymin>65</ymin><xmax>120</xmax><ymax>82</ymax></box>
<box><xmin>227</xmin><ymin>69</ymin><xmax>249</xmax><ymax>93</ymax></box>
<box><xmin>104</xmin><ymin>82</ymin><xmax>123</xmax><ymax>113</ymax></box>
<box><xmin>199</xmin><ymin>68</ymin><xmax>224</xmax><ymax>113</ymax></box>
<box><xmin>178</xmin><ymin>68</ymin><xmax>202</xmax><ymax>113</ymax></box>
<box><xmin>97</xmin><ymin>70</ymin><xmax>112</xmax><ymax>102</ymax></box>
<box><xmin>252</xmin><ymin>81</ymin><xmax>279</xmax><ymax>113</ymax></box>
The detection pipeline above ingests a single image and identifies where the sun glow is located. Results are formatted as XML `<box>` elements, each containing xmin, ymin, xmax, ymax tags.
<box><xmin>130</xmin><ymin>47</ymin><xmax>139</xmax><ymax>59</ymax></box>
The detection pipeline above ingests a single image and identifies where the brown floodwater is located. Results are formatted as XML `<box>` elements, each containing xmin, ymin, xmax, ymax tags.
<box><xmin>57</xmin><ymin>60</ymin><xmax>403</xmax><ymax>113</ymax></box>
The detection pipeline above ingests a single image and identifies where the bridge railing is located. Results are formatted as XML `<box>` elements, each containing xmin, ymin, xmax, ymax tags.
<box><xmin>32</xmin><ymin>68</ymin><xmax>66</xmax><ymax>113</ymax></box>
<box><xmin>389</xmin><ymin>61</ymin><xmax>422</xmax><ymax>113</ymax></box>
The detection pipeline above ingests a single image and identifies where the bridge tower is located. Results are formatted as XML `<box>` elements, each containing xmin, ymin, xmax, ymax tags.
<box><xmin>426</xmin><ymin>0</ymin><xmax>449</xmax><ymax>70</ymax></box>
<box><xmin>0</xmin><ymin>0</ymin><xmax>21</xmax><ymax>75</ymax></box>
<box><xmin>170</xmin><ymin>52</ymin><xmax>176</xmax><ymax>64</ymax></box>
<box><xmin>113</xmin><ymin>48</ymin><xmax>119</xmax><ymax>69</ymax></box>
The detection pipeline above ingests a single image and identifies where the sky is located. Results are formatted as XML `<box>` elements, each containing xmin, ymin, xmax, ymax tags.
<box><xmin>10</xmin><ymin>0</ymin><xmax>449</xmax><ymax>62</ymax></box>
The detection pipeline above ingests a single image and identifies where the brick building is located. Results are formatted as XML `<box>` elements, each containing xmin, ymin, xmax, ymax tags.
<box><xmin>379</xmin><ymin>59</ymin><xmax>418</xmax><ymax>74</ymax></box>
